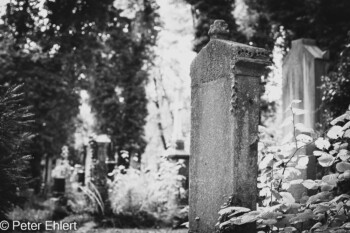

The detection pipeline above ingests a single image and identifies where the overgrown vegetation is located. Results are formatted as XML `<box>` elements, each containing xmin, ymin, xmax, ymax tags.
<box><xmin>108</xmin><ymin>155</ymin><xmax>187</xmax><ymax>228</ymax></box>
<box><xmin>0</xmin><ymin>85</ymin><xmax>32</xmax><ymax>220</ymax></box>
<box><xmin>322</xmin><ymin>34</ymin><xmax>350</xmax><ymax>119</ymax></box>
<box><xmin>216</xmin><ymin>102</ymin><xmax>350</xmax><ymax>233</ymax></box>
<box><xmin>0</xmin><ymin>0</ymin><xmax>159</xmax><ymax>192</ymax></box>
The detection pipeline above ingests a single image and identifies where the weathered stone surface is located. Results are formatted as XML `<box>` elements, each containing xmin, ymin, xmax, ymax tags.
<box><xmin>282</xmin><ymin>39</ymin><xmax>329</xmax><ymax>200</ymax></box>
<box><xmin>189</xmin><ymin>20</ymin><xmax>270</xmax><ymax>233</ymax></box>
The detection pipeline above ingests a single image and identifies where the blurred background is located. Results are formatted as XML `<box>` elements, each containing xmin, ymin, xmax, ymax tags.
<box><xmin>0</xmin><ymin>0</ymin><xmax>350</xmax><ymax>232</ymax></box>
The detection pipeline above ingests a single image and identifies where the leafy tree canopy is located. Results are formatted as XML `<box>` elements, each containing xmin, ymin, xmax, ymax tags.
<box><xmin>0</xmin><ymin>0</ymin><xmax>159</xmax><ymax>189</ymax></box>
<box><xmin>245</xmin><ymin>0</ymin><xmax>350</xmax><ymax>59</ymax></box>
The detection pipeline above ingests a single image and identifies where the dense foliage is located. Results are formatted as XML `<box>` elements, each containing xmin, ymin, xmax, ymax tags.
<box><xmin>1</xmin><ymin>1</ymin><xmax>84</xmax><ymax>191</ymax></box>
<box><xmin>244</xmin><ymin>0</ymin><xmax>350</xmax><ymax>119</ymax></box>
<box><xmin>43</xmin><ymin>0</ymin><xmax>160</xmax><ymax>157</ymax></box>
<box><xmin>184</xmin><ymin>0</ymin><xmax>350</xmax><ymax>121</ymax></box>
<box><xmin>109</xmin><ymin>153</ymin><xmax>186</xmax><ymax>227</ymax></box>
<box><xmin>0</xmin><ymin>85</ymin><xmax>32</xmax><ymax>220</ymax></box>
<box><xmin>216</xmin><ymin>101</ymin><xmax>350</xmax><ymax>233</ymax></box>
<box><xmin>321</xmin><ymin>34</ymin><xmax>350</xmax><ymax>118</ymax></box>
<box><xmin>86</xmin><ymin>0</ymin><xmax>159</xmax><ymax>158</ymax></box>
<box><xmin>245</xmin><ymin>0</ymin><xmax>350</xmax><ymax>57</ymax></box>
<box><xmin>0</xmin><ymin>0</ymin><xmax>159</xmax><ymax>190</ymax></box>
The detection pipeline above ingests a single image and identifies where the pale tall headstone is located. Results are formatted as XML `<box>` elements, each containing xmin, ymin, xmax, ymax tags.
<box><xmin>283</xmin><ymin>39</ymin><xmax>329</xmax><ymax>133</ymax></box>
<box><xmin>282</xmin><ymin>39</ymin><xmax>329</xmax><ymax>200</ymax></box>
<box><xmin>189</xmin><ymin>20</ymin><xmax>270</xmax><ymax>233</ymax></box>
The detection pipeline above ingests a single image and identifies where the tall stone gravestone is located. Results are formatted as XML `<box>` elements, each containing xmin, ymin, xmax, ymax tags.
<box><xmin>189</xmin><ymin>20</ymin><xmax>270</xmax><ymax>233</ymax></box>
<box><xmin>283</xmin><ymin>39</ymin><xmax>329</xmax><ymax>132</ymax></box>
<box><xmin>282</xmin><ymin>39</ymin><xmax>329</xmax><ymax>200</ymax></box>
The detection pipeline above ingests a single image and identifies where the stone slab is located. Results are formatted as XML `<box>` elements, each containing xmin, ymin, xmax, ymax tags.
<box><xmin>190</xmin><ymin>34</ymin><xmax>270</xmax><ymax>233</ymax></box>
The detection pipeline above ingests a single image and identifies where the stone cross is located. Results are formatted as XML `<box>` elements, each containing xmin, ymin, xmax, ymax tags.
<box><xmin>189</xmin><ymin>20</ymin><xmax>271</xmax><ymax>233</ymax></box>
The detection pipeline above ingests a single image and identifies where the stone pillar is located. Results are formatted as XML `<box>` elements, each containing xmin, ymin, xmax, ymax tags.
<box><xmin>189</xmin><ymin>20</ymin><xmax>270</xmax><ymax>233</ymax></box>
<box><xmin>282</xmin><ymin>39</ymin><xmax>329</xmax><ymax>135</ymax></box>
<box><xmin>93</xmin><ymin>135</ymin><xmax>111</xmax><ymax>212</ymax></box>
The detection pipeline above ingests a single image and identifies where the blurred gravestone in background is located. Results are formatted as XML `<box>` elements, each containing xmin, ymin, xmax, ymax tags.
<box><xmin>282</xmin><ymin>39</ymin><xmax>329</xmax><ymax>134</ymax></box>
<box><xmin>282</xmin><ymin>39</ymin><xmax>329</xmax><ymax>200</ymax></box>
<box><xmin>52</xmin><ymin>146</ymin><xmax>71</xmax><ymax>197</ymax></box>
<box><xmin>166</xmin><ymin>139</ymin><xmax>190</xmax><ymax>205</ymax></box>
<box><xmin>189</xmin><ymin>20</ymin><xmax>270</xmax><ymax>233</ymax></box>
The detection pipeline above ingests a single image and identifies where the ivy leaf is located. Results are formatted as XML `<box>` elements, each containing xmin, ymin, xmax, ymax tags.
<box><xmin>310</xmin><ymin>222</ymin><xmax>323</xmax><ymax>231</ymax></box>
<box><xmin>296</xmin><ymin>134</ymin><xmax>313</xmax><ymax>143</ymax></box>
<box><xmin>330</xmin><ymin>149</ymin><xmax>338</xmax><ymax>155</ymax></box>
<box><xmin>218</xmin><ymin>206</ymin><xmax>251</xmax><ymax>215</ymax></box>
<box><xmin>259</xmin><ymin>211</ymin><xmax>283</xmax><ymax>219</ymax></box>
<box><xmin>296</xmin><ymin>156</ymin><xmax>309</xmax><ymax>169</ymax></box>
<box><xmin>322</xmin><ymin>173</ymin><xmax>339</xmax><ymax>185</ymax></box>
<box><xmin>289</xmin><ymin>209</ymin><xmax>315</xmax><ymax>224</ymax></box>
<box><xmin>274</xmin><ymin>214</ymin><xmax>296</xmax><ymax>228</ymax></box>
<box><xmin>307</xmin><ymin>191</ymin><xmax>332</xmax><ymax>204</ymax></box>
<box><xmin>259</xmin><ymin>154</ymin><xmax>274</xmax><ymax>169</ymax></box>
<box><xmin>292</xmin><ymin>108</ymin><xmax>306</xmax><ymax>115</ymax></box>
<box><xmin>300</xmin><ymin>195</ymin><xmax>309</xmax><ymax>204</ymax></box>
<box><xmin>320</xmin><ymin>183</ymin><xmax>334</xmax><ymax>191</ymax></box>
<box><xmin>330</xmin><ymin>113</ymin><xmax>347</xmax><ymax>125</ymax></box>
<box><xmin>302</xmin><ymin>179</ymin><xmax>318</xmax><ymax>189</ymax></box>
<box><xmin>285</xmin><ymin>167</ymin><xmax>301</xmax><ymax>179</ymax></box>
<box><xmin>271</xmin><ymin>189</ymin><xmax>282</xmax><ymax>200</ymax></box>
<box><xmin>181</xmin><ymin>222</ymin><xmax>189</xmax><ymax>228</ymax></box>
<box><xmin>313</xmin><ymin>151</ymin><xmax>329</xmax><ymax>157</ymax></box>
<box><xmin>280</xmin><ymin>192</ymin><xmax>295</xmax><ymax>204</ymax></box>
<box><xmin>289</xmin><ymin>179</ymin><xmax>303</xmax><ymax>185</ymax></box>
<box><xmin>228</xmin><ymin>208</ymin><xmax>252</xmax><ymax>218</ymax></box>
<box><xmin>336</xmin><ymin>202</ymin><xmax>344</xmax><ymax>212</ymax></box>
<box><xmin>274</xmin><ymin>172</ymin><xmax>284</xmax><ymax>180</ymax></box>
<box><xmin>337</xmin><ymin>149</ymin><xmax>350</xmax><ymax>161</ymax></box>
<box><xmin>285</xmin><ymin>100</ymin><xmax>302</xmax><ymax>111</ymax></box>
<box><xmin>313</xmin><ymin>203</ymin><xmax>330</xmax><ymax>214</ymax></box>
<box><xmin>342</xmin><ymin>121</ymin><xmax>350</xmax><ymax>130</ymax></box>
<box><xmin>295</xmin><ymin>123</ymin><xmax>314</xmax><ymax>134</ymax></box>
<box><xmin>339</xmin><ymin>143</ymin><xmax>349</xmax><ymax>150</ymax></box>
<box><xmin>330</xmin><ymin>194</ymin><xmax>350</xmax><ymax>203</ymax></box>
<box><xmin>327</xmin><ymin>125</ymin><xmax>344</xmax><ymax>139</ymax></box>
<box><xmin>315</xmin><ymin>137</ymin><xmax>331</xmax><ymax>150</ymax></box>
<box><xmin>282</xmin><ymin>226</ymin><xmax>297</xmax><ymax>233</ymax></box>
<box><xmin>226</xmin><ymin>211</ymin><xmax>260</xmax><ymax>226</ymax></box>
<box><xmin>282</xmin><ymin>182</ymin><xmax>291</xmax><ymax>190</ymax></box>
<box><xmin>341</xmin><ymin>222</ymin><xmax>350</xmax><ymax>229</ymax></box>
<box><xmin>344</xmin><ymin>129</ymin><xmax>350</xmax><ymax>138</ymax></box>
<box><xmin>336</xmin><ymin>162</ymin><xmax>350</xmax><ymax>172</ymax></box>
<box><xmin>261</xmin><ymin>219</ymin><xmax>277</xmax><ymax>225</ymax></box>
<box><xmin>281</xmin><ymin>116</ymin><xmax>293</xmax><ymax>128</ymax></box>
<box><xmin>317</xmin><ymin>153</ymin><xmax>335</xmax><ymax>167</ymax></box>
<box><xmin>280</xmin><ymin>203</ymin><xmax>301</xmax><ymax>212</ymax></box>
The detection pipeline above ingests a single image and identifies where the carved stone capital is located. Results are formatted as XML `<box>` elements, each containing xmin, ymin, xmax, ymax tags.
<box><xmin>190</xmin><ymin>39</ymin><xmax>271</xmax><ymax>86</ymax></box>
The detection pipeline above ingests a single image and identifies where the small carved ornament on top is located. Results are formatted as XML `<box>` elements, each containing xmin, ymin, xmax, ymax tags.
<box><xmin>208</xmin><ymin>19</ymin><xmax>230</xmax><ymax>40</ymax></box>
